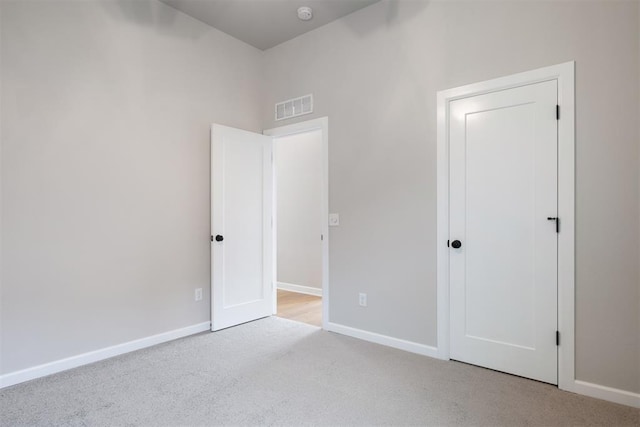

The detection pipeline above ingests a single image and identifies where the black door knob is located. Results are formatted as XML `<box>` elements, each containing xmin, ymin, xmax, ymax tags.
<box><xmin>215</xmin><ymin>235</ymin><xmax>224</xmax><ymax>242</ymax></box>
<box><xmin>451</xmin><ymin>240</ymin><xmax>462</xmax><ymax>249</ymax></box>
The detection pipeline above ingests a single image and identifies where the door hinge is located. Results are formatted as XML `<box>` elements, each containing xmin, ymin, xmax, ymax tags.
<box><xmin>321</xmin><ymin>234</ymin><xmax>324</xmax><ymax>241</ymax></box>
<box><xmin>556</xmin><ymin>331</ymin><xmax>560</xmax><ymax>346</ymax></box>
<box><xmin>556</xmin><ymin>105</ymin><xmax>560</xmax><ymax>120</ymax></box>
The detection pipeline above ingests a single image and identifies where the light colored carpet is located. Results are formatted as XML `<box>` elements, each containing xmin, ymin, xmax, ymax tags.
<box><xmin>1</xmin><ymin>317</ymin><xmax>638</xmax><ymax>426</ymax></box>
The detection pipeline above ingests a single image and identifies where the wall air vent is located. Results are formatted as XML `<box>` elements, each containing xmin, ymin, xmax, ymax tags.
<box><xmin>275</xmin><ymin>94</ymin><xmax>313</xmax><ymax>121</ymax></box>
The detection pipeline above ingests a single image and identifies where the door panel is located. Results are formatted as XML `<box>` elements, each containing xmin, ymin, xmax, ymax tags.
<box><xmin>211</xmin><ymin>124</ymin><xmax>273</xmax><ymax>331</ymax></box>
<box><xmin>449</xmin><ymin>81</ymin><xmax>558</xmax><ymax>384</ymax></box>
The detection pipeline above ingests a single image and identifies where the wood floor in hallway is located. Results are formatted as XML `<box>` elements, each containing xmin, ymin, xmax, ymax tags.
<box><xmin>276</xmin><ymin>289</ymin><xmax>322</xmax><ymax>327</ymax></box>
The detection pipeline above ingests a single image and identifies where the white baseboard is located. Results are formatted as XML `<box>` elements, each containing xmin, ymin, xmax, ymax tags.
<box><xmin>277</xmin><ymin>281</ymin><xmax>322</xmax><ymax>297</ymax></box>
<box><xmin>3</xmin><ymin>319</ymin><xmax>637</xmax><ymax>410</ymax></box>
<box><xmin>327</xmin><ymin>323</ymin><xmax>639</xmax><ymax>408</ymax></box>
<box><xmin>572</xmin><ymin>380</ymin><xmax>640</xmax><ymax>408</ymax></box>
<box><xmin>0</xmin><ymin>321</ymin><xmax>211</xmax><ymax>389</ymax></box>
<box><xmin>326</xmin><ymin>322</ymin><xmax>439</xmax><ymax>359</ymax></box>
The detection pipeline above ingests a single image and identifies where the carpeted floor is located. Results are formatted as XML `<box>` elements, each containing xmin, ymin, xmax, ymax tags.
<box><xmin>1</xmin><ymin>317</ymin><xmax>638</xmax><ymax>426</ymax></box>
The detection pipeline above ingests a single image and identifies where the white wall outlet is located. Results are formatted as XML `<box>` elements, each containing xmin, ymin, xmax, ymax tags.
<box><xmin>359</xmin><ymin>293</ymin><xmax>367</xmax><ymax>307</ymax></box>
<box><xmin>195</xmin><ymin>288</ymin><xmax>203</xmax><ymax>301</ymax></box>
<box><xmin>329</xmin><ymin>213</ymin><xmax>340</xmax><ymax>226</ymax></box>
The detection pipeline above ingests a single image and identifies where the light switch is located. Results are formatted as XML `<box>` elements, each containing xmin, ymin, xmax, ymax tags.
<box><xmin>329</xmin><ymin>213</ymin><xmax>340</xmax><ymax>226</ymax></box>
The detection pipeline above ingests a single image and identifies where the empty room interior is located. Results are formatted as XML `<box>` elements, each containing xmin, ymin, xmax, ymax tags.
<box><xmin>1</xmin><ymin>0</ymin><xmax>639</xmax><ymax>425</ymax></box>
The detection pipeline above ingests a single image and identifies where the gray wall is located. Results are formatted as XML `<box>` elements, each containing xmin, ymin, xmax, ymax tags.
<box><xmin>262</xmin><ymin>0</ymin><xmax>640</xmax><ymax>393</ymax></box>
<box><xmin>1</xmin><ymin>0</ymin><xmax>638</xmax><ymax>397</ymax></box>
<box><xmin>275</xmin><ymin>130</ymin><xmax>323</xmax><ymax>289</ymax></box>
<box><xmin>0</xmin><ymin>0</ymin><xmax>263</xmax><ymax>374</ymax></box>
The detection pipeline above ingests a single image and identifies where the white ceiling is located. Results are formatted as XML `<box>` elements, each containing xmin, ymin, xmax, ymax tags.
<box><xmin>160</xmin><ymin>0</ymin><xmax>380</xmax><ymax>50</ymax></box>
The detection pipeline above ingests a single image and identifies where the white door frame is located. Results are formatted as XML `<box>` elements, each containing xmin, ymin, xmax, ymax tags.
<box><xmin>436</xmin><ymin>62</ymin><xmax>575</xmax><ymax>391</ymax></box>
<box><xmin>264</xmin><ymin>117</ymin><xmax>330</xmax><ymax>330</ymax></box>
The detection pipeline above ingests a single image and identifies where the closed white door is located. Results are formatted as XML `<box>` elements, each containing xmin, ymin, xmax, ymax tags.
<box><xmin>449</xmin><ymin>80</ymin><xmax>558</xmax><ymax>384</ymax></box>
<box><xmin>211</xmin><ymin>124</ymin><xmax>273</xmax><ymax>331</ymax></box>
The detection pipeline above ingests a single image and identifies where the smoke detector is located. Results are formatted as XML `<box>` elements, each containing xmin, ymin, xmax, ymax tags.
<box><xmin>297</xmin><ymin>6</ymin><xmax>313</xmax><ymax>21</ymax></box>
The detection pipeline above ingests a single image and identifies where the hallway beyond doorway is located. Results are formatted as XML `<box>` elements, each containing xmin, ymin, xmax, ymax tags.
<box><xmin>276</xmin><ymin>290</ymin><xmax>322</xmax><ymax>327</ymax></box>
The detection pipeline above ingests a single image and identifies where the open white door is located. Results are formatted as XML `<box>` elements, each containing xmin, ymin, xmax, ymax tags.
<box><xmin>211</xmin><ymin>124</ymin><xmax>273</xmax><ymax>331</ymax></box>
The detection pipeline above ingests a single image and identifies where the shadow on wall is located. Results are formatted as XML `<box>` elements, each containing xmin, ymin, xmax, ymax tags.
<box><xmin>340</xmin><ymin>0</ymin><xmax>430</xmax><ymax>37</ymax></box>
<box><xmin>101</xmin><ymin>0</ymin><xmax>208</xmax><ymax>40</ymax></box>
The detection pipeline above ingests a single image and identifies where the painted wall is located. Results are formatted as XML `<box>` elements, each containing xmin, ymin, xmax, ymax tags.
<box><xmin>0</xmin><ymin>0</ymin><xmax>263</xmax><ymax>374</ymax></box>
<box><xmin>275</xmin><ymin>130</ymin><xmax>323</xmax><ymax>290</ymax></box>
<box><xmin>1</xmin><ymin>0</ymin><xmax>638</xmax><ymax>399</ymax></box>
<box><xmin>263</xmin><ymin>0</ymin><xmax>640</xmax><ymax>393</ymax></box>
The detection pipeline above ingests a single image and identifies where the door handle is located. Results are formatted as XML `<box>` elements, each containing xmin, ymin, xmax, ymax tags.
<box><xmin>215</xmin><ymin>235</ymin><xmax>224</xmax><ymax>242</ymax></box>
<box><xmin>451</xmin><ymin>240</ymin><xmax>462</xmax><ymax>249</ymax></box>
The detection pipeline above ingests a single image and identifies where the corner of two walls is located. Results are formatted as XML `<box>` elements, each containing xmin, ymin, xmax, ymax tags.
<box><xmin>0</xmin><ymin>0</ymin><xmax>264</xmax><ymax>375</ymax></box>
<box><xmin>1</xmin><ymin>0</ymin><xmax>639</xmax><ymax>399</ymax></box>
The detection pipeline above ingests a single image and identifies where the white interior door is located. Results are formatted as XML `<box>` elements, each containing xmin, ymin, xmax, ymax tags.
<box><xmin>211</xmin><ymin>124</ymin><xmax>273</xmax><ymax>331</ymax></box>
<box><xmin>449</xmin><ymin>80</ymin><xmax>558</xmax><ymax>384</ymax></box>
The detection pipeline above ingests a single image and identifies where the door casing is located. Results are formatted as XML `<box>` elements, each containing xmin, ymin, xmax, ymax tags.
<box><xmin>436</xmin><ymin>62</ymin><xmax>575</xmax><ymax>391</ymax></box>
<box><xmin>264</xmin><ymin>117</ymin><xmax>330</xmax><ymax>330</ymax></box>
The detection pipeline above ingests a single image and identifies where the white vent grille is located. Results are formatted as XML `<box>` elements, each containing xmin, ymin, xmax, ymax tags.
<box><xmin>275</xmin><ymin>94</ymin><xmax>313</xmax><ymax>121</ymax></box>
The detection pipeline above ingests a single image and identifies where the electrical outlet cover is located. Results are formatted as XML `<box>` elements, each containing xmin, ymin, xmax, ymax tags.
<box><xmin>359</xmin><ymin>293</ymin><xmax>367</xmax><ymax>307</ymax></box>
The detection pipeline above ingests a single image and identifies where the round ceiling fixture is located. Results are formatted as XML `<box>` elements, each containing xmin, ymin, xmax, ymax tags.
<box><xmin>297</xmin><ymin>6</ymin><xmax>313</xmax><ymax>21</ymax></box>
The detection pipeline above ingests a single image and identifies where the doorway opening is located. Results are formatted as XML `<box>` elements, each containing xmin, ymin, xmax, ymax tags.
<box><xmin>264</xmin><ymin>117</ymin><xmax>329</xmax><ymax>329</ymax></box>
